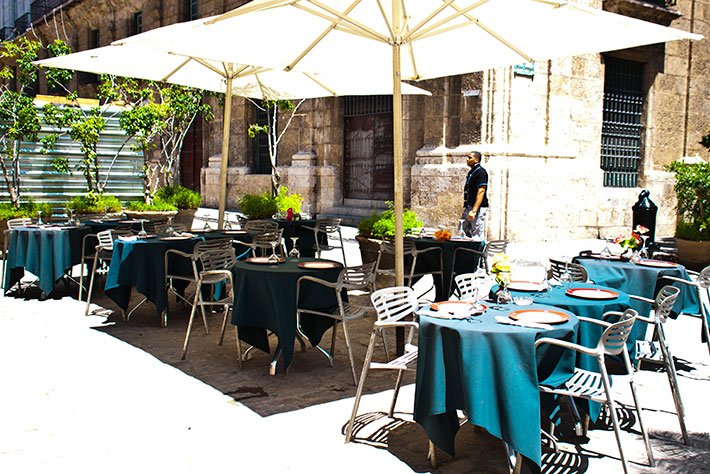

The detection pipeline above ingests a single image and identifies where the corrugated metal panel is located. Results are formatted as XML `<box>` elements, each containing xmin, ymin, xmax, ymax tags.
<box><xmin>0</xmin><ymin>103</ymin><xmax>145</xmax><ymax>206</ymax></box>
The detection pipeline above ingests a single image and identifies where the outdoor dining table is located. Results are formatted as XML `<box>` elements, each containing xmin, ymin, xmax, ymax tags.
<box><xmin>411</xmin><ymin>237</ymin><xmax>484</xmax><ymax>301</ymax></box>
<box><xmin>3</xmin><ymin>225</ymin><xmax>92</xmax><ymax>296</ymax></box>
<box><xmin>104</xmin><ymin>231</ymin><xmax>253</xmax><ymax>318</ymax></box>
<box><xmin>272</xmin><ymin>218</ymin><xmax>327</xmax><ymax>258</ymax></box>
<box><xmin>414</xmin><ymin>303</ymin><xmax>578</xmax><ymax>472</ymax></box>
<box><xmin>83</xmin><ymin>219</ymin><xmax>143</xmax><ymax>234</ymax></box>
<box><xmin>574</xmin><ymin>257</ymin><xmax>700</xmax><ymax>318</ymax></box>
<box><xmin>231</xmin><ymin>257</ymin><xmax>343</xmax><ymax>374</ymax></box>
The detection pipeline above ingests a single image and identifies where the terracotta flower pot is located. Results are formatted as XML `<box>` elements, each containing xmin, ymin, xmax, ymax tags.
<box><xmin>676</xmin><ymin>238</ymin><xmax>710</xmax><ymax>271</ymax></box>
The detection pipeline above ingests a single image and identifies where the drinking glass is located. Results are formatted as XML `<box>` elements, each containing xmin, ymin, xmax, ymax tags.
<box><xmin>65</xmin><ymin>207</ymin><xmax>73</xmax><ymax>225</ymax></box>
<box><xmin>600</xmin><ymin>238</ymin><xmax>612</xmax><ymax>258</ymax></box>
<box><xmin>138</xmin><ymin>220</ymin><xmax>148</xmax><ymax>238</ymax></box>
<box><xmin>639</xmin><ymin>235</ymin><xmax>650</xmax><ymax>259</ymax></box>
<box><xmin>268</xmin><ymin>241</ymin><xmax>280</xmax><ymax>263</ymax></box>
<box><xmin>457</xmin><ymin>219</ymin><xmax>466</xmax><ymax>238</ymax></box>
<box><xmin>203</xmin><ymin>221</ymin><xmax>212</xmax><ymax>232</ymax></box>
<box><xmin>102</xmin><ymin>206</ymin><xmax>110</xmax><ymax>220</ymax></box>
<box><xmin>288</xmin><ymin>237</ymin><xmax>300</xmax><ymax>259</ymax></box>
<box><xmin>224</xmin><ymin>219</ymin><xmax>232</xmax><ymax>231</ymax></box>
<box><xmin>166</xmin><ymin>216</ymin><xmax>175</xmax><ymax>235</ymax></box>
<box><xmin>37</xmin><ymin>210</ymin><xmax>44</xmax><ymax>225</ymax></box>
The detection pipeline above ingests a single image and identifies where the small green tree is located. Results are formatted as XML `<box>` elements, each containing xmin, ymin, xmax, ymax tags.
<box><xmin>248</xmin><ymin>98</ymin><xmax>305</xmax><ymax>196</ymax></box>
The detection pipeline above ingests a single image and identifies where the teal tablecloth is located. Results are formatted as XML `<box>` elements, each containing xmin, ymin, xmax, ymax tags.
<box><xmin>575</xmin><ymin>257</ymin><xmax>700</xmax><ymax>319</ymax></box>
<box><xmin>412</xmin><ymin>237</ymin><xmax>485</xmax><ymax>300</ymax></box>
<box><xmin>4</xmin><ymin>225</ymin><xmax>91</xmax><ymax>296</ymax></box>
<box><xmin>415</xmin><ymin>304</ymin><xmax>578</xmax><ymax>471</ymax></box>
<box><xmin>231</xmin><ymin>258</ymin><xmax>342</xmax><ymax>370</ymax></box>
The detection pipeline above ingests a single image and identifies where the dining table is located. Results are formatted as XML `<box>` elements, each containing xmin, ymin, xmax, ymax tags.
<box><xmin>414</xmin><ymin>303</ymin><xmax>578</xmax><ymax>472</ymax></box>
<box><xmin>230</xmin><ymin>257</ymin><xmax>343</xmax><ymax>374</ymax></box>
<box><xmin>411</xmin><ymin>237</ymin><xmax>485</xmax><ymax>300</ymax></box>
<box><xmin>104</xmin><ymin>230</ymin><xmax>253</xmax><ymax>319</ymax></box>
<box><xmin>574</xmin><ymin>256</ymin><xmax>701</xmax><ymax>319</ymax></box>
<box><xmin>3</xmin><ymin>224</ymin><xmax>92</xmax><ymax>296</ymax></box>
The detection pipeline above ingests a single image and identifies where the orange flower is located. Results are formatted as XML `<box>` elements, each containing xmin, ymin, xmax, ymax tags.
<box><xmin>434</xmin><ymin>229</ymin><xmax>451</xmax><ymax>241</ymax></box>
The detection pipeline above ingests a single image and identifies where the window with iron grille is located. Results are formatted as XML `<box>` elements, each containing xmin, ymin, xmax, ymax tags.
<box><xmin>600</xmin><ymin>57</ymin><xmax>645</xmax><ymax>188</ymax></box>
<box><xmin>343</xmin><ymin>96</ymin><xmax>394</xmax><ymax>200</ymax></box>
<box><xmin>251</xmin><ymin>106</ymin><xmax>272</xmax><ymax>175</ymax></box>
<box><xmin>184</xmin><ymin>0</ymin><xmax>199</xmax><ymax>21</ymax></box>
<box><xmin>79</xmin><ymin>29</ymin><xmax>100</xmax><ymax>85</ymax></box>
<box><xmin>132</xmin><ymin>11</ymin><xmax>143</xmax><ymax>35</ymax></box>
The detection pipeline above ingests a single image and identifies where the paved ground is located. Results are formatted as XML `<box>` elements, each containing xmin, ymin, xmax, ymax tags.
<box><xmin>1</xmin><ymin>225</ymin><xmax>709</xmax><ymax>473</ymax></box>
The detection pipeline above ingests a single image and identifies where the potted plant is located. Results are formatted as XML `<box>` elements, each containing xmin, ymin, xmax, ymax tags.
<box><xmin>356</xmin><ymin>202</ymin><xmax>423</xmax><ymax>265</ymax></box>
<box><xmin>154</xmin><ymin>185</ymin><xmax>201</xmax><ymax>228</ymax></box>
<box><xmin>65</xmin><ymin>193</ymin><xmax>122</xmax><ymax>220</ymax></box>
<box><xmin>665</xmin><ymin>156</ymin><xmax>710</xmax><ymax>270</ymax></box>
<box><xmin>123</xmin><ymin>198</ymin><xmax>178</xmax><ymax>220</ymax></box>
<box><xmin>237</xmin><ymin>187</ymin><xmax>303</xmax><ymax>221</ymax></box>
<box><xmin>0</xmin><ymin>201</ymin><xmax>53</xmax><ymax>249</ymax></box>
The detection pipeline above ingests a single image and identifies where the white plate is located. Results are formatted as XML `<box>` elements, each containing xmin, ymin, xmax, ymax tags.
<box><xmin>508</xmin><ymin>281</ymin><xmax>545</xmax><ymax>292</ymax></box>
<box><xmin>509</xmin><ymin>309</ymin><xmax>569</xmax><ymax>324</ymax></box>
<box><xmin>635</xmin><ymin>259</ymin><xmax>678</xmax><ymax>268</ymax></box>
<box><xmin>298</xmin><ymin>261</ymin><xmax>339</xmax><ymax>269</ymax></box>
<box><xmin>566</xmin><ymin>288</ymin><xmax>619</xmax><ymax>300</ymax></box>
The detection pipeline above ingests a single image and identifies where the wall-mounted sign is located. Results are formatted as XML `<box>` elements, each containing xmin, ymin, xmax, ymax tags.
<box><xmin>513</xmin><ymin>62</ymin><xmax>535</xmax><ymax>77</ymax></box>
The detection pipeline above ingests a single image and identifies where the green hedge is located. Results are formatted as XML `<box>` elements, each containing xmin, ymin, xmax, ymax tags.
<box><xmin>155</xmin><ymin>185</ymin><xmax>201</xmax><ymax>210</ymax></box>
<box><xmin>125</xmin><ymin>199</ymin><xmax>177</xmax><ymax>212</ymax></box>
<box><xmin>357</xmin><ymin>202</ymin><xmax>422</xmax><ymax>239</ymax></box>
<box><xmin>0</xmin><ymin>201</ymin><xmax>54</xmax><ymax>220</ymax></box>
<box><xmin>65</xmin><ymin>194</ymin><xmax>122</xmax><ymax>214</ymax></box>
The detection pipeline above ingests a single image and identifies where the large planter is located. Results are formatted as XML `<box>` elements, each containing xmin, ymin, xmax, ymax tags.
<box><xmin>676</xmin><ymin>238</ymin><xmax>710</xmax><ymax>271</ymax></box>
<box><xmin>174</xmin><ymin>209</ymin><xmax>197</xmax><ymax>229</ymax></box>
<box><xmin>123</xmin><ymin>210</ymin><xmax>178</xmax><ymax>221</ymax></box>
<box><xmin>356</xmin><ymin>235</ymin><xmax>393</xmax><ymax>267</ymax></box>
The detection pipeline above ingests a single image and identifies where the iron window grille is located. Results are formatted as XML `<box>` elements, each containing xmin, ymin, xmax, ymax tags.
<box><xmin>252</xmin><ymin>106</ymin><xmax>272</xmax><ymax>175</ymax></box>
<box><xmin>185</xmin><ymin>0</ymin><xmax>199</xmax><ymax>21</ymax></box>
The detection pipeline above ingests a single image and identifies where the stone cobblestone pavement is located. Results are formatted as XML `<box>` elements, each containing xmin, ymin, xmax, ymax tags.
<box><xmin>1</xmin><ymin>228</ymin><xmax>708</xmax><ymax>473</ymax></box>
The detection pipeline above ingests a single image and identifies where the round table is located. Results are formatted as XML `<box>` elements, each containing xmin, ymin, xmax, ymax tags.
<box><xmin>414</xmin><ymin>304</ymin><xmax>578</xmax><ymax>470</ymax></box>
<box><xmin>231</xmin><ymin>257</ymin><xmax>343</xmax><ymax>372</ymax></box>
<box><xmin>3</xmin><ymin>225</ymin><xmax>91</xmax><ymax>296</ymax></box>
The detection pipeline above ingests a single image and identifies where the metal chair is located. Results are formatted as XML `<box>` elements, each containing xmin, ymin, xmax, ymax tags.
<box><xmin>535</xmin><ymin>309</ymin><xmax>654</xmax><ymax>474</ymax></box>
<box><xmin>243</xmin><ymin>219</ymin><xmax>278</xmax><ymax>234</ymax></box>
<box><xmin>181</xmin><ymin>247</ymin><xmax>241</xmax><ymax>363</ymax></box>
<box><xmin>144</xmin><ymin>219</ymin><xmax>168</xmax><ymax>234</ymax></box>
<box><xmin>246</xmin><ymin>229</ymin><xmax>286</xmax><ymax>257</ymax></box>
<box><xmin>374</xmin><ymin>238</ymin><xmax>443</xmax><ymax>300</ymax></box>
<box><xmin>1</xmin><ymin>217</ymin><xmax>33</xmax><ymax>287</ymax></box>
<box><xmin>484</xmin><ymin>239</ymin><xmax>508</xmax><ymax>271</ymax></box>
<box><xmin>658</xmin><ymin>265</ymin><xmax>710</xmax><ymax>356</ymax></box>
<box><xmin>452</xmin><ymin>272</ymin><xmax>487</xmax><ymax>301</ymax></box>
<box><xmin>630</xmin><ymin>285</ymin><xmax>688</xmax><ymax>444</ymax></box>
<box><xmin>345</xmin><ymin>286</ymin><xmax>419</xmax><ymax>443</ymax></box>
<box><xmin>154</xmin><ymin>222</ymin><xmax>187</xmax><ymax>234</ymax></box>
<box><xmin>295</xmin><ymin>262</ymin><xmax>375</xmax><ymax>385</ymax></box>
<box><xmin>78</xmin><ymin>233</ymin><xmax>99</xmax><ymax>301</ymax></box>
<box><xmin>84</xmin><ymin>229</ymin><xmax>133</xmax><ymax>317</ymax></box>
<box><xmin>549</xmin><ymin>258</ymin><xmax>589</xmax><ymax>282</ymax></box>
<box><xmin>448</xmin><ymin>245</ymin><xmax>486</xmax><ymax>297</ymax></box>
<box><xmin>164</xmin><ymin>238</ymin><xmax>234</xmax><ymax>320</ymax></box>
<box><xmin>303</xmin><ymin>217</ymin><xmax>347</xmax><ymax>265</ymax></box>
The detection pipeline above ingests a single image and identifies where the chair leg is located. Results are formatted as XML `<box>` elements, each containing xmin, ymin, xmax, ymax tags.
<box><xmin>181</xmin><ymin>289</ymin><xmax>201</xmax><ymax>360</ymax></box>
<box><xmin>345</xmin><ymin>331</ymin><xmax>377</xmax><ymax>443</ymax></box>
<box><xmin>199</xmin><ymin>297</ymin><xmax>209</xmax><ymax>335</ymax></box>
<box><xmin>700</xmin><ymin>305</ymin><xmax>710</xmax><ymax>357</ymax></box>
<box><xmin>389</xmin><ymin>369</ymin><xmax>405</xmax><ymax>417</ymax></box>
<box><xmin>600</xmin><ymin>361</ymin><xmax>630</xmax><ymax>474</ymax></box>
<box><xmin>657</xmin><ymin>325</ymin><xmax>689</xmax><ymax>444</ymax></box>
<box><xmin>380</xmin><ymin>328</ymin><xmax>391</xmax><ymax>362</ymax></box>
<box><xmin>628</xmin><ymin>378</ymin><xmax>655</xmax><ymax>467</ymax></box>
<box><xmin>234</xmin><ymin>325</ymin><xmax>244</xmax><ymax>369</ymax></box>
<box><xmin>427</xmin><ymin>440</ymin><xmax>437</xmax><ymax>468</ymax></box>
<box><xmin>340</xmin><ymin>319</ymin><xmax>358</xmax><ymax>386</ymax></box>
<box><xmin>338</xmin><ymin>231</ymin><xmax>347</xmax><ymax>267</ymax></box>
<box><xmin>84</xmin><ymin>253</ymin><xmax>100</xmax><ymax>316</ymax></box>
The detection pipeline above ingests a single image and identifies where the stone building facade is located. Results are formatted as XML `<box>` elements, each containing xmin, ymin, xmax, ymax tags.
<box><xmin>25</xmin><ymin>0</ymin><xmax>710</xmax><ymax>241</ymax></box>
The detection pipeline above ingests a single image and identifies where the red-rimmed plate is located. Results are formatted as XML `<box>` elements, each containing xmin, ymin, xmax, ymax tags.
<box><xmin>298</xmin><ymin>261</ymin><xmax>340</xmax><ymax>269</ymax></box>
<box><xmin>509</xmin><ymin>309</ymin><xmax>569</xmax><ymax>325</ymax></box>
<box><xmin>635</xmin><ymin>259</ymin><xmax>678</xmax><ymax>268</ymax></box>
<box><xmin>246</xmin><ymin>256</ymin><xmax>285</xmax><ymax>264</ymax></box>
<box><xmin>508</xmin><ymin>281</ymin><xmax>546</xmax><ymax>292</ymax></box>
<box><xmin>566</xmin><ymin>287</ymin><xmax>619</xmax><ymax>300</ymax></box>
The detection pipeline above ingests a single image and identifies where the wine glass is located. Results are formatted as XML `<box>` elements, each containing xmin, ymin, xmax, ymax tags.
<box><xmin>457</xmin><ymin>219</ymin><xmax>466</xmax><ymax>239</ymax></box>
<box><xmin>267</xmin><ymin>241</ymin><xmax>280</xmax><ymax>263</ymax></box>
<box><xmin>203</xmin><ymin>221</ymin><xmax>212</xmax><ymax>232</ymax></box>
<box><xmin>166</xmin><ymin>216</ymin><xmax>175</xmax><ymax>235</ymax></box>
<box><xmin>37</xmin><ymin>210</ymin><xmax>44</xmax><ymax>225</ymax></box>
<box><xmin>600</xmin><ymin>237</ymin><xmax>612</xmax><ymax>258</ymax></box>
<box><xmin>103</xmin><ymin>206</ymin><xmax>110</xmax><ymax>220</ymax></box>
<box><xmin>138</xmin><ymin>220</ymin><xmax>148</xmax><ymax>238</ymax></box>
<box><xmin>288</xmin><ymin>237</ymin><xmax>300</xmax><ymax>259</ymax></box>
<box><xmin>224</xmin><ymin>219</ymin><xmax>232</xmax><ymax>231</ymax></box>
<box><xmin>639</xmin><ymin>235</ymin><xmax>650</xmax><ymax>259</ymax></box>
<box><xmin>65</xmin><ymin>207</ymin><xmax>72</xmax><ymax>225</ymax></box>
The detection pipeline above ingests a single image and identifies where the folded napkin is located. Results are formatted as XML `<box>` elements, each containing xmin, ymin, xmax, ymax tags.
<box><xmin>118</xmin><ymin>235</ymin><xmax>139</xmax><ymax>242</ymax></box>
<box><xmin>418</xmin><ymin>309</ymin><xmax>469</xmax><ymax>320</ymax></box>
<box><xmin>494</xmin><ymin>316</ymin><xmax>553</xmax><ymax>330</ymax></box>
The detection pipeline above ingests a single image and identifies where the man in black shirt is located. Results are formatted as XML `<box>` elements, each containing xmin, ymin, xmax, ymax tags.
<box><xmin>462</xmin><ymin>151</ymin><xmax>488</xmax><ymax>240</ymax></box>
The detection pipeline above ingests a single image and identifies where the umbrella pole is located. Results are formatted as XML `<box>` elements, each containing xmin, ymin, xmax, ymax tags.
<box><xmin>217</xmin><ymin>74</ymin><xmax>234</xmax><ymax>230</ymax></box>
<box><xmin>393</xmin><ymin>1</ymin><xmax>405</xmax><ymax>356</ymax></box>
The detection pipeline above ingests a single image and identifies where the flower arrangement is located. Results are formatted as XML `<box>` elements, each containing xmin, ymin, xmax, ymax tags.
<box><xmin>490</xmin><ymin>253</ymin><xmax>512</xmax><ymax>286</ymax></box>
<box><xmin>614</xmin><ymin>225</ymin><xmax>649</xmax><ymax>250</ymax></box>
<box><xmin>434</xmin><ymin>228</ymin><xmax>451</xmax><ymax>241</ymax></box>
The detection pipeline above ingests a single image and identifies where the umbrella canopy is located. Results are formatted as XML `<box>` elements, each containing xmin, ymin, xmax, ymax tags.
<box><xmin>115</xmin><ymin>0</ymin><xmax>701</xmax><ymax>290</ymax></box>
<box><xmin>35</xmin><ymin>41</ymin><xmax>430</xmax><ymax>229</ymax></box>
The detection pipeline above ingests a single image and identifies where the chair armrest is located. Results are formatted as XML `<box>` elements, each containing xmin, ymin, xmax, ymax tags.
<box><xmin>414</xmin><ymin>246</ymin><xmax>442</xmax><ymax>257</ymax></box>
<box><xmin>301</xmin><ymin>225</ymin><xmax>317</xmax><ymax>232</ymax></box>
<box><xmin>165</xmin><ymin>248</ymin><xmax>194</xmax><ymax>260</ymax></box>
<box><xmin>534</xmin><ymin>337</ymin><xmax>600</xmax><ymax>357</ymax></box>
<box><xmin>630</xmin><ymin>294</ymin><xmax>655</xmax><ymax>304</ymax></box>
<box><xmin>200</xmin><ymin>269</ymin><xmax>232</xmax><ymax>279</ymax></box>
<box><xmin>297</xmin><ymin>275</ymin><xmax>338</xmax><ymax>289</ymax></box>
<box><xmin>659</xmin><ymin>275</ymin><xmax>697</xmax><ymax>288</ymax></box>
<box><xmin>577</xmin><ymin>316</ymin><xmax>612</xmax><ymax>328</ymax></box>
<box><xmin>634</xmin><ymin>314</ymin><xmax>655</xmax><ymax>324</ymax></box>
<box><xmin>374</xmin><ymin>320</ymin><xmax>419</xmax><ymax>329</ymax></box>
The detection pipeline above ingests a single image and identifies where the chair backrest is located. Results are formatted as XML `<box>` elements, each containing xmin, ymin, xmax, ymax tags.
<box><xmin>485</xmin><ymin>240</ymin><xmax>508</xmax><ymax>257</ymax></box>
<box><xmin>698</xmin><ymin>266</ymin><xmax>710</xmax><ymax>290</ymax></box>
<box><xmin>96</xmin><ymin>229</ymin><xmax>115</xmax><ymax>248</ymax></box>
<box><xmin>371</xmin><ymin>286</ymin><xmax>418</xmax><ymax>323</ymax></box>
<box><xmin>7</xmin><ymin>218</ymin><xmax>33</xmax><ymax>229</ymax></box>
<box><xmin>244</xmin><ymin>219</ymin><xmax>278</xmax><ymax>234</ymax></box>
<box><xmin>654</xmin><ymin>285</ymin><xmax>681</xmax><ymax>323</ymax></box>
<box><xmin>454</xmin><ymin>272</ymin><xmax>486</xmax><ymax>300</ymax></box>
<box><xmin>252</xmin><ymin>229</ymin><xmax>283</xmax><ymax>249</ymax></box>
<box><xmin>316</xmin><ymin>217</ymin><xmax>341</xmax><ymax>234</ymax></box>
<box><xmin>194</xmin><ymin>238</ymin><xmax>233</xmax><ymax>255</ymax></box>
<box><xmin>198</xmin><ymin>248</ymin><xmax>237</xmax><ymax>272</ymax></box>
<box><xmin>379</xmin><ymin>238</ymin><xmax>416</xmax><ymax>256</ymax></box>
<box><xmin>155</xmin><ymin>223</ymin><xmax>187</xmax><ymax>234</ymax></box>
<box><xmin>549</xmin><ymin>259</ymin><xmax>588</xmax><ymax>282</ymax></box>
<box><xmin>599</xmin><ymin>308</ymin><xmax>637</xmax><ymax>356</ymax></box>
<box><xmin>144</xmin><ymin>219</ymin><xmax>168</xmax><ymax>234</ymax></box>
<box><xmin>339</xmin><ymin>262</ymin><xmax>375</xmax><ymax>290</ymax></box>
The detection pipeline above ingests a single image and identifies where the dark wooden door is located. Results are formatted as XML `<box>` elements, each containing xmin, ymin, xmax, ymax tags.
<box><xmin>180</xmin><ymin>117</ymin><xmax>203</xmax><ymax>191</ymax></box>
<box><xmin>343</xmin><ymin>113</ymin><xmax>393</xmax><ymax>200</ymax></box>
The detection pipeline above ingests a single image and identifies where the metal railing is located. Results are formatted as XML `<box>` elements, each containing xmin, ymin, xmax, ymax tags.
<box><xmin>31</xmin><ymin>0</ymin><xmax>71</xmax><ymax>23</ymax></box>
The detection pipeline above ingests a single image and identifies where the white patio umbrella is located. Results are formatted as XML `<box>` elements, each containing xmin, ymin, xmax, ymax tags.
<box><xmin>35</xmin><ymin>41</ymin><xmax>430</xmax><ymax>228</ymax></box>
<box><xmin>116</xmin><ymin>0</ymin><xmax>702</xmax><ymax>285</ymax></box>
